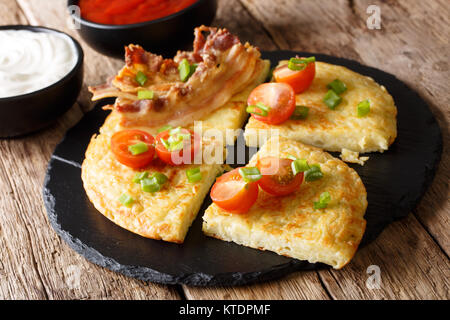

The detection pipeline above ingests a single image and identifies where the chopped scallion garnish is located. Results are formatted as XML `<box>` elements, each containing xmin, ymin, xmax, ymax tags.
<box><xmin>290</xmin><ymin>105</ymin><xmax>309</xmax><ymax>120</ymax></box>
<box><xmin>178</xmin><ymin>59</ymin><xmax>197</xmax><ymax>82</ymax></box>
<box><xmin>118</xmin><ymin>193</ymin><xmax>134</xmax><ymax>207</ymax></box>
<box><xmin>288</xmin><ymin>56</ymin><xmax>315</xmax><ymax>71</ymax></box>
<box><xmin>157</xmin><ymin>125</ymin><xmax>172</xmax><ymax>133</ymax></box>
<box><xmin>314</xmin><ymin>192</ymin><xmax>331</xmax><ymax>209</ymax></box>
<box><xmin>133</xmin><ymin>171</ymin><xmax>149</xmax><ymax>183</ymax></box>
<box><xmin>239</xmin><ymin>167</ymin><xmax>262</xmax><ymax>183</ymax></box>
<box><xmin>128</xmin><ymin>142</ymin><xmax>148</xmax><ymax>155</ymax></box>
<box><xmin>327</xmin><ymin>79</ymin><xmax>347</xmax><ymax>95</ymax></box>
<box><xmin>246</xmin><ymin>102</ymin><xmax>271</xmax><ymax>117</ymax></box>
<box><xmin>137</xmin><ymin>90</ymin><xmax>154</xmax><ymax>100</ymax></box>
<box><xmin>135</xmin><ymin>71</ymin><xmax>147</xmax><ymax>86</ymax></box>
<box><xmin>191</xmin><ymin>63</ymin><xmax>198</xmax><ymax>74</ymax></box>
<box><xmin>304</xmin><ymin>164</ymin><xmax>324</xmax><ymax>182</ymax></box>
<box><xmin>140</xmin><ymin>178</ymin><xmax>160</xmax><ymax>193</ymax></box>
<box><xmin>357</xmin><ymin>100</ymin><xmax>371</xmax><ymax>117</ymax></box>
<box><xmin>323</xmin><ymin>90</ymin><xmax>342</xmax><ymax>109</ymax></box>
<box><xmin>152</xmin><ymin>172</ymin><xmax>168</xmax><ymax>185</ymax></box>
<box><xmin>291</xmin><ymin>159</ymin><xmax>310</xmax><ymax>175</ymax></box>
<box><xmin>186</xmin><ymin>167</ymin><xmax>202</xmax><ymax>183</ymax></box>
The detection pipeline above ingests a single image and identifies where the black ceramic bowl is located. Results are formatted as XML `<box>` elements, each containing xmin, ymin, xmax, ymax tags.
<box><xmin>68</xmin><ymin>0</ymin><xmax>217</xmax><ymax>58</ymax></box>
<box><xmin>0</xmin><ymin>25</ymin><xmax>84</xmax><ymax>138</ymax></box>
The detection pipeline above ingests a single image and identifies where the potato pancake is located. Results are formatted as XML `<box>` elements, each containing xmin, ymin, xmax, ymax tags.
<box><xmin>203</xmin><ymin>136</ymin><xmax>367</xmax><ymax>268</ymax></box>
<box><xmin>244</xmin><ymin>61</ymin><xmax>397</xmax><ymax>153</ymax></box>
<box><xmin>82</xmin><ymin>61</ymin><xmax>269</xmax><ymax>243</ymax></box>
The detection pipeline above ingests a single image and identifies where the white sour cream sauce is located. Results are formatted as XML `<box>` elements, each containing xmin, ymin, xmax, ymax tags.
<box><xmin>0</xmin><ymin>30</ymin><xmax>77</xmax><ymax>98</ymax></box>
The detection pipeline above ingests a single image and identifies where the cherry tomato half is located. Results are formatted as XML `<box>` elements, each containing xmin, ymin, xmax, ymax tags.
<box><xmin>256</xmin><ymin>157</ymin><xmax>303</xmax><ymax>196</ymax></box>
<box><xmin>155</xmin><ymin>129</ymin><xmax>200</xmax><ymax>166</ymax></box>
<box><xmin>111</xmin><ymin>129</ymin><xmax>155</xmax><ymax>169</ymax></box>
<box><xmin>273</xmin><ymin>60</ymin><xmax>316</xmax><ymax>94</ymax></box>
<box><xmin>210</xmin><ymin>168</ymin><xmax>259</xmax><ymax>214</ymax></box>
<box><xmin>247</xmin><ymin>82</ymin><xmax>296</xmax><ymax>125</ymax></box>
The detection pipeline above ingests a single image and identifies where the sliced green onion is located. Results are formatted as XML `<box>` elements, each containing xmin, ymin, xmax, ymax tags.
<box><xmin>152</xmin><ymin>172</ymin><xmax>168</xmax><ymax>185</ymax></box>
<box><xmin>239</xmin><ymin>167</ymin><xmax>262</xmax><ymax>183</ymax></box>
<box><xmin>291</xmin><ymin>159</ymin><xmax>310</xmax><ymax>175</ymax></box>
<box><xmin>288</xmin><ymin>56</ymin><xmax>315</xmax><ymax>71</ymax></box>
<box><xmin>216</xmin><ymin>171</ymin><xmax>224</xmax><ymax>178</ymax></box>
<box><xmin>327</xmin><ymin>79</ymin><xmax>347</xmax><ymax>95</ymax></box>
<box><xmin>128</xmin><ymin>142</ymin><xmax>148</xmax><ymax>155</ymax></box>
<box><xmin>140</xmin><ymin>177</ymin><xmax>161</xmax><ymax>193</ymax></box>
<box><xmin>178</xmin><ymin>133</ymin><xmax>191</xmax><ymax>140</ymax></box>
<box><xmin>118</xmin><ymin>193</ymin><xmax>134</xmax><ymax>207</ymax></box>
<box><xmin>305</xmin><ymin>164</ymin><xmax>324</xmax><ymax>182</ymax></box>
<box><xmin>179</xmin><ymin>59</ymin><xmax>197</xmax><ymax>82</ymax></box>
<box><xmin>137</xmin><ymin>90</ymin><xmax>154</xmax><ymax>100</ymax></box>
<box><xmin>191</xmin><ymin>63</ymin><xmax>198</xmax><ymax>74</ymax></box>
<box><xmin>133</xmin><ymin>171</ymin><xmax>149</xmax><ymax>183</ymax></box>
<box><xmin>291</xmin><ymin>105</ymin><xmax>309</xmax><ymax>120</ymax></box>
<box><xmin>157</xmin><ymin>125</ymin><xmax>172</xmax><ymax>133</ymax></box>
<box><xmin>135</xmin><ymin>71</ymin><xmax>147</xmax><ymax>86</ymax></box>
<box><xmin>160</xmin><ymin>138</ymin><xmax>170</xmax><ymax>150</ymax></box>
<box><xmin>266</xmin><ymin>66</ymin><xmax>275</xmax><ymax>81</ymax></box>
<box><xmin>186</xmin><ymin>167</ymin><xmax>202</xmax><ymax>183</ymax></box>
<box><xmin>357</xmin><ymin>99</ymin><xmax>371</xmax><ymax>117</ymax></box>
<box><xmin>169</xmin><ymin>139</ymin><xmax>185</xmax><ymax>152</ymax></box>
<box><xmin>286</xmin><ymin>154</ymin><xmax>298</xmax><ymax>161</ymax></box>
<box><xmin>323</xmin><ymin>90</ymin><xmax>342</xmax><ymax>109</ymax></box>
<box><xmin>314</xmin><ymin>191</ymin><xmax>331</xmax><ymax>209</ymax></box>
<box><xmin>246</xmin><ymin>102</ymin><xmax>271</xmax><ymax>117</ymax></box>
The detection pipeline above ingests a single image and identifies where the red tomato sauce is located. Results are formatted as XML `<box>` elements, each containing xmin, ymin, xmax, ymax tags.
<box><xmin>79</xmin><ymin>0</ymin><xmax>199</xmax><ymax>25</ymax></box>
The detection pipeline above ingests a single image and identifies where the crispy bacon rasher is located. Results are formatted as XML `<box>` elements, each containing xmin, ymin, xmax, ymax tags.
<box><xmin>89</xmin><ymin>26</ymin><xmax>265</xmax><ymax>128</ymax></box>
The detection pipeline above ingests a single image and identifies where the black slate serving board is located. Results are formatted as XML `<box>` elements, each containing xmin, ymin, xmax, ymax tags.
<box><xmin>43</xmin><ymin>51</ymin><xmax>442</xmax><ymax>286</ymax></box>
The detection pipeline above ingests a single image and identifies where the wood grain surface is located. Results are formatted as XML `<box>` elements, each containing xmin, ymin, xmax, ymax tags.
<box><xmin>0</xmin><ymin>0</ymin><xmax>448</xmax><ymax>300</ymax></box>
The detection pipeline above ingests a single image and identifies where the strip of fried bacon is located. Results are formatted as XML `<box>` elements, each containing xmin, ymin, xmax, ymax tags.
<box><xmin>89</xmin><ymin>26</ymin><xmax>265</xmax><ymax>128</ymax></box>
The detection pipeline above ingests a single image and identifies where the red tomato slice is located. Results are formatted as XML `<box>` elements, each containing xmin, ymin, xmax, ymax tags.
<box><xmin>110</xmin><ymin>129</ymin><xmax>155</xmax><ymax>169</ymax></box>
<box><xmin>247</xmin><ymin>82</ymin><xmax>296</xmax><ymax>125</ymax></box>
<box><xmin>256</xmin><ymin>157</ymin><xmax>303</xmax><ymax>196</ymax></box>
<box><xmin>210</xmin><ymin>168</ymin><xmax>259</xmax><ymax>214</ymax></box>
<box><xmin>155</xmin><ymin>129</ymin><xmax>200</xmax><ymax>166</ymax></box>
<box><xmin>273</xmin><ymin>60</ymin><xmax>316</xmax><ymax>94</ymax></box>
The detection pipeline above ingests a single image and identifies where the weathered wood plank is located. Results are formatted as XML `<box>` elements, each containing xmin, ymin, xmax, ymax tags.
<box><xmin>319</xmin><ymin>215</ymin><xmax>449</xmax><ymax>299</ymax></box>
<box><xmin>184</xmin><ymin>272</ymin><xmax>330</xmax><ymax>300</ymax></box>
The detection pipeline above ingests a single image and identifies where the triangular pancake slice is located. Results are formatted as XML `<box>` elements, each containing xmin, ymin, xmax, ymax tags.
<box><xmin>244</xmin><ymin>61</ymin><xmax>397</xmax><ymax>154</ymax></box>
<box><xmin>202</xmin><ymin>136</ymin><xmax>367</xmax><ymax>268</ymax></box>
<box><xmin>82</xmin><ymin>111</ymin><xmax>222</xmax><ymax>243</ymax></box>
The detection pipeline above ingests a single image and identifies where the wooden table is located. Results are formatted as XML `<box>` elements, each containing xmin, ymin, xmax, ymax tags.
<box><xmin>0</xmin><ymin>0</ymin><xmax>448</xmax><ymax>300</ymax></box>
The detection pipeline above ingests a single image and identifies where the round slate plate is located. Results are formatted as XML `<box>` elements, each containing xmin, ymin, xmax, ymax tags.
<box><xmin>43</xmin><ymin>51</ymin><xmax>442</xmax><ymax>286</ymax></box>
